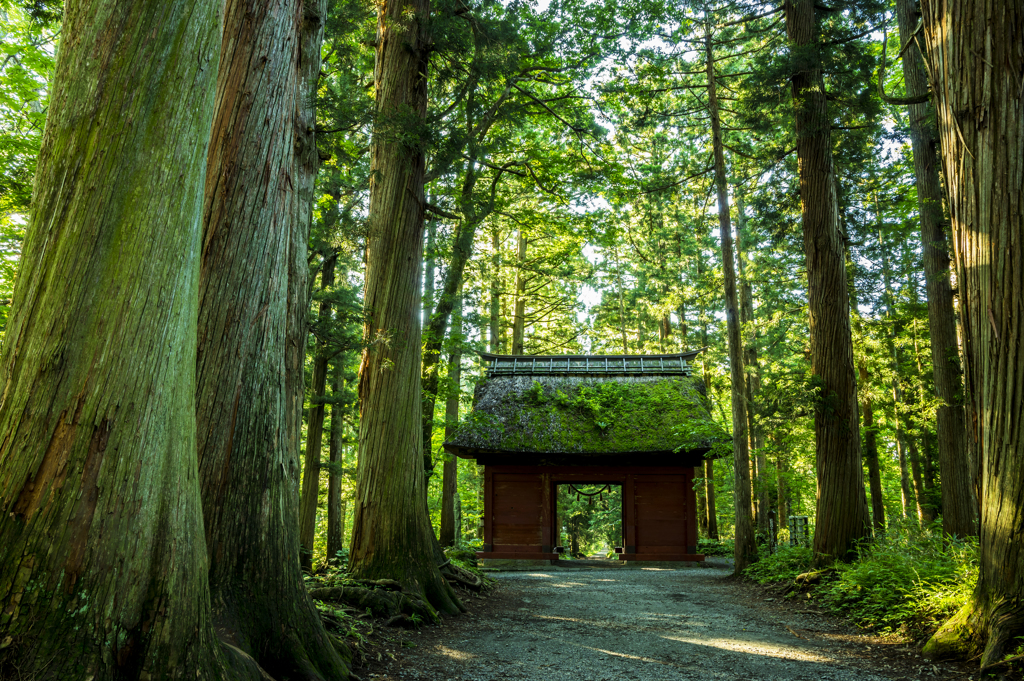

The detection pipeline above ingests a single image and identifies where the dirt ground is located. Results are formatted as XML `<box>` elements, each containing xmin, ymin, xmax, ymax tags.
<box><xmin>354</xmin><ymin>559</ymin><xmax>991</xmax><ymax>681</ymax></box>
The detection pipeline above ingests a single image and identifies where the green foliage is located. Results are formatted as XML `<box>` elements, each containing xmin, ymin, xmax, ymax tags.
<box><xmin>557</xmin><ymin>483</ymin><xmax>622</xmax><ymax>557</ymax></box>
<box><xmin>744</xmin><ymin>545</ymin><xmax>814</xmax><ymax>583</ymax></box>
<box><xmin>697</xmin><ymin>537</ymin><xmax>735</xmax><ymax>558</ymax></box>
<box><xmin>817</xmin><ymin>523</ymin><xmax>978</xmax><ymax>635</ymax></box>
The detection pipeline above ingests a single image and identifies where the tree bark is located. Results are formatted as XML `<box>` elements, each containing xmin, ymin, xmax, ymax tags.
<box><xmin>490</xmin><ymin>227</ymin><xmax>502</xmax><ymax>353</ymax></box>
<box><xmin>511</xmin><ymin>231</ymin><xmax>528</xmax><ymax>355</ymax></box>
<box><xmin>705</xmin><ymin>27</ymin><xmax>756</xmax><ymax>573</ymax></box>
<box><xmin>858</xmin><ymin>361</ymin><xmax>886</xmax><ymax>533</ymax></box>
<box><xmin>327</xmin><ymin>373</ymin><xmax>346</xmax><ymax>562</ymax></box>
<box><xmin>194</xmin><ymin>0</ymin><xmax>348</xmax><ymax>677</ymax></box>
<box><xmin>440</xmin><ymin>287</ymin><xmax>463</xmax><ymax>548</ymax></box>
<box><xmin>736</xmin><ymin>194</ymin><xmax>767</xmax><ymax>538</ymax></box>
<box><xmin>877</xmin><ymin>223</ymin><xmax>930</xmax><ymax>523</ymax></box>
<box><xmin>894</xmin><ymin>0</ymin><xmax>976</xmax><ymax>538</ymax></box>
<box><xmin>299</xmin><ymin>253</ymin><xmax>337</xmax><ymax>571</ymax></box>
<box><xmin>0</xmin><ymin>1</ymin><xmax>254</xmax><ymax>677</ymax></box>
<box><xmin>919</xmin><ymin>1</ymin><xmax>1024</xmax><ymax>668</ymax></box>
<box><xmin>349</xmin><ymin>0</ymin><xmax>461</xmax><ymax>615</ymax></box>
<box><xmin>705</xmin><ymin>458</ymin><xmax>719</xmax><ymax>540</ymax></box>
<box><xmin>785</xmin><ymin>0</ymin><xmax>869</xmax><ymax>563</ymax></box>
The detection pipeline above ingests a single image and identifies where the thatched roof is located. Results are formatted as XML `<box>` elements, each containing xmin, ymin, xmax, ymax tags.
<box><xmin>443</xmin><ymin>361</ymin><xmax>718</xmax><ymax>464</ymax></box>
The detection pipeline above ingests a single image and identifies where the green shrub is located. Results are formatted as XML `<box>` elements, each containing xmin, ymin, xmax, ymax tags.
<box><xmin>744</xmin><ymin>545</ymin><xmax>814</xmax><ymax>583</ymax></box>
<box><xmin>819</xmin><ymin>521</ymin><xmax>978</xmax><ymax>635</ymax></box>
<box><xmin>698</xmin><ymin>537</ymin><xmax>735</xmax><ymax>557</ymax></box>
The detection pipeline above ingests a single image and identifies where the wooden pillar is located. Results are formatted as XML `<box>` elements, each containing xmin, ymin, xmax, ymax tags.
<box><xmin>624</xmin><ymin>473</ymin><xmax>636</xmax><ymax>556</ymax></box>
<box><xmin>483</xmin><ymin>466</ymin><xmax>493</xmax><ymax>552</ymax></box>
<box><xmin>541</xmin><ymin>472</ymin><xmax>553</xmax><ymax>553</ymax></box>
<box><xmin>686</xmin><ymin>468</ymin><xmax>699</xmax><ymax>554</ymax></box>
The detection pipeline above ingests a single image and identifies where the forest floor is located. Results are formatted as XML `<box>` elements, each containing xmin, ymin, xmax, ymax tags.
<box><xmin>354</xmin><ymin>557</ymin><xmax>990</xmax><ymax>681</ymax></box>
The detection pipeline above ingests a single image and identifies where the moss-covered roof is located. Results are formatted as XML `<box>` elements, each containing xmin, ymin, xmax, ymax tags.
<box><xmin>443</xmin><ymin>373</ymin><xmax>717</xmax><ymax>459</ymax></box>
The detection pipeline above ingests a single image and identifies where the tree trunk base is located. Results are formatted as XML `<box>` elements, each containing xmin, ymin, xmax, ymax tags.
<box><xmin>924</xmin><ymin>595</ymin><xmax>1024</xmax><ymax>670</ymax></box>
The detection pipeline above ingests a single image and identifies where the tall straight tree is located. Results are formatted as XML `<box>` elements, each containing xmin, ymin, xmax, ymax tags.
<box><xmin>439</xmin><ymin>286</ymin><xmax>463</xmax><ymax>547</ymax></box>
<box><xmin>920</xmin><ymin>0</ymin><xmax>1024</xmax><ymax>669</ymax></box>
<box><xmin>194</xmin><ymin>0</ymin><xmax>348</xmax><ymax>676</ymax></box>
<box><xmin>0</xmin><ymin>0</ymin><xmax>263</xmax><ymax>677</ymax></box>
<box><xmin>348</xmin><ymin>0</ymin><xmax>462</xmax><ymax>614</ymax></box>
<box><xmin>890</xmin><ymin>0</ymin><xmax>976</xmax><ymax>538</ymax></box>
<box><xmin>300</xmin><ymin>251</ymin><xmax>338</xmax><ymax>570</ymax></box>
<box><xmin>705</xmin><ymin>25</ymin><xmax>757</xmax><ymax>573</ymax></box>
<box><xmin>785</xmin><ymin>0</ymin><xmax>869</xmax><ymax>562</ymax></box>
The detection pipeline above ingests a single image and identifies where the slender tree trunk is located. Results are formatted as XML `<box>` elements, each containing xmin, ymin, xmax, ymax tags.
<box><xmin>858</xmin><ymin>361</ymin><xmax>886</xmax><ymax>533</ymax></box>
<box><xmin>706</xmin><ymin>28</ymin><xmax>756</xmax><ymax>572</ymax></box>
<box><xmin>878</xmin><ymin>225</ymin><xmax>929</xmax><ymax>523</ymax></box>
<box><xmin>0</xmin><ymin>1</ymin><xmax>257</xmax><ymax>677</ymax></box>
<box><xmin>424</xmin><ymin>216</ymin><xmax>436</xmax><ymax>329</ymax></box>
<box><xmin>776</xmin><ymin>446</ymin><xmax>789</xmax><ymax>542</ymax></box>
<box><xmin>697</xmin><ymin>477</ymin><xmax>709</xmax><ymax>537</ymax></box>
<box><xmin>894</xmin><ymin>0</ymin><xmax>976</xmax><ymax>538</ymax></box>
<box><xmin>846</xmin><ymin>243</ymin><xmax>885</xmax><ymax>535</ymax></box>
<box><xmin>736</xmin><ymin>194</ymin><xmax>767</xmax><ymax>538</ymax></box>
<box><xmin>327</xmin><ymin>374</ymin><xmax>346</xmax><ymax>562</ymax></box>
<box><xmin>349</xmin><ymin>0</ymin><xmax>461</xmax><ymax>615</ymax></box>
<box><xmin>511</xmin><ymin>232</ymin><xmax>528</xmax><ymax>355</ymax></box>
<box><xmin>785</xmin><ymin>0</ymin><xmax>869</xmax><ymax>563</ymax></box>
<box><xmin>194</xmin><ymin>0</ymin><xmax>348</xmax><ymax>676</ymax></box>
<box><xmin>920</xmin><ymin>1</ymin><xmax>1024</xmax><ymax>666</ymax></box>
<box><xmin>299</xmin><ymin>253</ymin><xmax>337</xmax><ymax>570</ymax></box>
<box><xmin>489</xmin><ymin>227</ymin><xmax>501</xmax><ymax>353</ymax></box>
<box><xmin>705</xmin><ymin>458</ymin><xmax>719</xmax><ymax>540</ymax></box>
<box><xmin>440</xmin><ymin>288</ymin><xmax>463</xmax><ymax>547</ymax></box>
<box><xmin>614</xmin><ymin>247</ymin><xmax>629</xmax><ymax>353</ymax></box>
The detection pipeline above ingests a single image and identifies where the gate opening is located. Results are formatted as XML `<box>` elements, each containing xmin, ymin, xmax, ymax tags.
<box><xmin>555</xmin><ymin>483</ymin><xmax>623</xmax><ymax>559</ymax></box>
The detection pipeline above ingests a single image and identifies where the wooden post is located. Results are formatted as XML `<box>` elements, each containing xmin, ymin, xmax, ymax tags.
<box><xmin>686</xmin><ymin>468</ymin><xmax>699</xmax><ymax>555</ymax></box>
<box><xmin>624</xmin><ymin>473</ymin><xmax>636</xmax><ymax>556</ymax></box>
<box><xmin>483</xmin><ymin>466</ymin><xmax>493</xmax><ymax>552</ymax></box>
<box><xmin>541</xmin><ymin>472</ymin><xmax>552</xmax><ymax>554</ymax></box>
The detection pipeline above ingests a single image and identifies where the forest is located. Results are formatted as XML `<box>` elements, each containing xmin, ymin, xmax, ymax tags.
<box><xmin>0</xmin><ymin>0</ymin><xmax>1020</xmax><ymax>679</ymax></box>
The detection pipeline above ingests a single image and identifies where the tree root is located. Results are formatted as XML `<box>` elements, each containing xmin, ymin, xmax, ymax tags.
<box><xmin>310</xmin><ymin>584</ymin><xmax>436</xmax><ymax>624</ymax></box>
<box><xmin>440</xmin><ymin>562</ymin><xmax>484</xmax><ymax>592</ymax></box>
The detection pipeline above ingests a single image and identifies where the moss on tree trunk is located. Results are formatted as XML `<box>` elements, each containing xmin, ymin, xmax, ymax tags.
<box><xmin>785</xmin><ymin>0</ymin><xmax>869</xmax><ymax>564</ymax></box>
<box><xmin>348</xmin><ymin>0</ymin><xmax>461</xmax><ymax>616</ymax></box>
<box><xmin>194</xmin><ymin>0</ymin><xmax>347</xmax><ymax>678</ymax></box>
<box><xmin>919</xmin><ymin>0</ymin><xmax>1024</xmax><ymax>669</ymax></box>
<box><xmin>0</xmin><ymin>1</ymin><xmax>264</xmax><ymax>677</ymax></box>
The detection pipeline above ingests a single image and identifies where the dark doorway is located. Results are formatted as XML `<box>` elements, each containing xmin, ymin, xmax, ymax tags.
<box><xmin>555</xmin><ymin>483</ymin><xmax>623</xmax><ymax>559</ymax></box>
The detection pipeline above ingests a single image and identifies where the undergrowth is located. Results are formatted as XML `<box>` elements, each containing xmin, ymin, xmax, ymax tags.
<box><xmin>698</xmin><ymin>537</ymin><xmax>734</xmax><ymax>557</ymax></box>
<box><xmin>744</xmin><ymin>521</ymin><xmax>978</xmax><ymax>638</ymax></box>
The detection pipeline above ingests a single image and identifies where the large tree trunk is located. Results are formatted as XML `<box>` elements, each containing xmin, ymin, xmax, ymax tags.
<box><xmin>348</xmin><ymin>0</ymin><xmax>461</xmax><ymax>615</ymax></box>
<box><xmin>440</xmin><ymin>288</ymin><xmax>463</xmax><ymax>548</ymax></box>
<box><xmin>0</xmin><ymin>1</ymin><xmax>254</xmax><ymax>677</ymax></box>
<box><xmin>194</xmin><ymin>0</ymin><xmax>348</xmax><ymax>677</ymax></box>
<box><xmin>705</xmin><ymin>28</ymin><xmax>756</xmax><ymax>573</ymax></box>
<box><xmin>893</xmin><ymin>0</ymin><xmax>976</xmax><ymax>539</ymax></box>
<box><xmin>920</xmin><ymin>1</ymin><xmax>1024</xmax><ymax>668</ymax></box>
<box><xmin>299</xmin><ymin>253</ymin><xmax>337</xmax><ymax>571</ymax></box>
<box><xmin>785</xmin><ymin>0</ymin><xmax>869</xmax><ymax>563</ymax></box>
<box><xmin>327</xmin><ymin>374</ymin><xmax>346</xmax><ymax>562</ymax></box>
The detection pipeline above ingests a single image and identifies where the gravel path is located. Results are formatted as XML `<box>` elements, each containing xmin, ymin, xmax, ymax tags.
<box><xmin>362</xmin><ymin>561</ymin><xmax>969</xmax><ymax>681</ymax></box>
